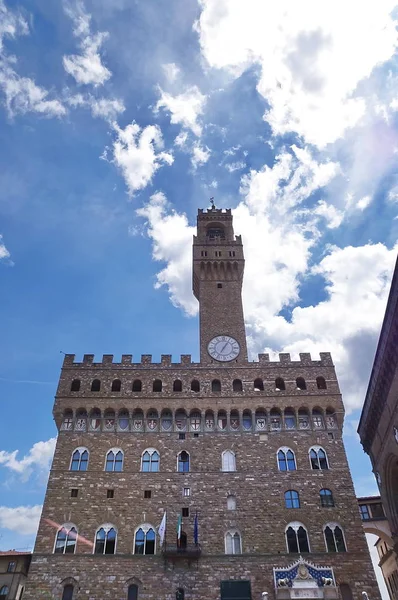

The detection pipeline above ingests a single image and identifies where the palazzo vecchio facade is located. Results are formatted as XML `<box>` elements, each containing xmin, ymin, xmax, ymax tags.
<box><xmin>25</xmin><ymin>207</ymin><xmax>380</xmax><ymax>600</ymax></box>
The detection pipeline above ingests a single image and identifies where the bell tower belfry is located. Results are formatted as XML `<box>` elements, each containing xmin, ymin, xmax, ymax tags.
<box><xmin>193</xmin><ymin>205</ymin><xmax>248</xmax><ymax>364</ymax></box>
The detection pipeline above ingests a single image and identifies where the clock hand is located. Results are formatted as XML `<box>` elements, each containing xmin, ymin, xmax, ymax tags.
<box><xmin>220</xmin><ymin>342</ymin><xmax>229</xmax><ymax>353</ymax></box>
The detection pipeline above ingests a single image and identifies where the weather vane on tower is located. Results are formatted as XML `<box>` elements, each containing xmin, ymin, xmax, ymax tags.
<box><xmin>210</xmin><ymin>197</ymin><xmax>216</xmax><ymax>209</ymax></box>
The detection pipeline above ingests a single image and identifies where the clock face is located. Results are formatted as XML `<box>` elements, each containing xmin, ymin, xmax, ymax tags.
<box><xmin>208</xmin><ymin>335</ymin><xmax>240</xmax><ymax>362</ymax></box>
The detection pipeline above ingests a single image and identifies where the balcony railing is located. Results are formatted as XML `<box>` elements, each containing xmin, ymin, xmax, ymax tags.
<box><xmin>162</xmin><ymin>543</ymin><xmax>201</xmax><ymax>559</ymax></box>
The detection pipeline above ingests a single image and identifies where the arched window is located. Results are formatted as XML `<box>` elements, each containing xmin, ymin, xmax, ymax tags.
<box><xmin>190</xmin><ymin>411</ymin><xmax>201</xmax><ymax>432</ymax></box>
<box><xmin>270</xmin><ymin>408</ymin><xmax>282</xmax><ymax>430</ymax></box>
<box><xmin>62</xmin><ymin>584</ymin><xmax>74</xmax><ymax>600</ymax></box>
<box><xmin>70</xmin><ymin>379</ymin><xmax>80</xmax><ymax>392</ymax></box>
<box><xmin>207</xmin><ymin>226</ymin><xmax>225</xmax><ymax>240</ymax></box>
<box><xmin>118</xmin><ymin>410</ymin><xmax>129</xmax><ymax>431</ymax></box>
<box><xmin>75</xmin><ymin>409</ymin><xmax>87</xmax><ymax>432</ymax></box>
<box><xmin>0</xmin><ymin>587</ymin><xmax>9</xmax><ymax>600</ymax></box>
<box><xmin>105</xmin><ymin>449</ymin><xmax>124</xmax><ymax>472</ymax></box>
<box><xmin>312</xmin><ymin>408</ymin><xmax>324</xmax><ymax>429</ymax></box>
<box><xmin>242</xmin><ymin>410</ymin><xmax>252</xmax><ymax>430</ymax></box>
<box><xmin>70</xmin><ymin>448</ymin><xmax>89</xmax><ymax>471</ymax></box>
<box><xmin>89</xmin><ymin>408</ymin><xmax>101</xmax><ymax>431</ymax></box>
<box><xmin>277</xmin><ymin>448</ymin><xmax>296</xmax><ymax>471</ymax></box>
<box><xmin>178</xmin><ymin>451</ymin><xmax>190</xmax><ymax>473</ymax></box>
<box><xmin>132</xmin><ymin>409</ymin><xmax>144</xmax><ymax>431</ymax></box>
<box><xmin>54</xmin><ymin>525</ymin><xmax>77</xmax><ymax>554</ymax></box>
<box><xmin>284</xmin><ymin>408</ymin><xmax>296</xmax><ymax>430</ymax></box>
<box><xmin>104</xmin><ymin>409</ymin><xmax>115</xmax><ymax>431</ymax></box>
<box><xmin>217</xmin><ymin>410</ymin><xmax>227</xmax><ymax>430</ymax></box>
<box><xmin>134</xmin><ymin>525</ymin><xmax>156</xmax><ymax>554</ymax></box>
<box><xmin>285</xmin><ymin>490</ymin><xmax>300</xmax><ymax>509</ymax></box>
<box><xmin>255</xmin><ymin>410</ymin><xmax>266</xmax><ymax>431</ymax></box>
<box><xmin>296</xmin><ymin>377</ymin><xmax>306</xmax><ymax>390</ymax></box>
<box><xmin>212</xmin><ymin>379</ymin><xmax>221</xmax><ymax>392</ymax></box>
<box><xmin>141</xmin><ymin>449</ymin><xmax>160</xmax><ymax>472</ymax></box>
<box><xmin>324</xmin><ymin>524</ymin><xmax>346</xmax><ymax>552</ymax></box>
<box><xmin>173</xmin><ymin>380</ymin><xmax>182</xmax><ymax>392</ymax></box>
<box><xmin>316</xmin><ymin>376</ymin><xmax>327</xmax><ymax>390</ymax></box>
<box><xmin>222</xmin><ymin>450</ymin><xmax>236</xmax><ymax>472</ymax></box>
<box><xmin>128</xmin><ymin>584</ymin><xmax>138</xmax><ymax>600</ymax></box>
<box><xmin>175</xmin><ymin>409</ymin><xmax>187</xmax><ymax>432</ymax></box>
<box><xmin>153</xmin><ymin>379</ymin><xmax>162</xmax><ymax>392</ymax></box>
<box><xmin>275</xmin><ymin>377</ymin><xmax>285</xmax><ymax>391</ymax></box>
<box><xmin>132</xmin><ymin>379</ymin><xmax>142</xmax><ymax>392</ymax></box>
<box><xmin>298</xmin><ymin>407</ymin><xmax>310</xmax><ymax>429</ymax></box>
<box><xmin>91</xmin><ymin>379</ymin><xmax>101</xmax><ymax>392</ymax></box>
<box><xmin>227</xmin><ymin>495</ymin><xmax>236</xmax><ymax>510</ymax></box>
<box><xmin>286</xmin><ymin>522</ymin><xmax>310</xmax><ymax>553</ymax></box>
<box><xmin>230</xmin><ymin>409</ymin><xmax>240</xmax><ymax>430</ymax></box>
<box><xmin>161</xmin><ymin>409</ymin><xmax>172</xmax><ymax>431</ymax></box>
<box><xmin>205</xmin><ymin>410</ymin><xmax>215</xmax><ymax>430</ymax></box>
<box><xmin>111</xmin><ymin>379</ymin><xmax>121</xmax><ymax>392</ymax></box>
<box><xmin>191</xmin><ymin>379</ymin><xmax>200</xmax><ymax>392</ymax></box>
<box><xmin>94</xmin><ymin>525</ymin><xmax>117</xmax><ymax>554</ymax></box>
<box><xmin>225</xmin><ymin>530</ymin><xmax>241</xmax><ymax>554</ymax></box>
<box><xmin>320</xmin><ymin>489</ymin><xmax>334</xmax><ymax>507</ymax></box>
<box><xmin>61</xmin><ymin>410</ymin><xmax>74</xmax><ymax>431</ymax></box>
<box><xmin>146</xmin><ymin>409</ymin><xmax>158</xmax><ymax>431</ymax></box>
<box><xmin>310</xmin><ymin>447</ymin><xmax>329</xmax><ymax>470</ymax></box>
<box><xmin>254</xmin><ymin>378</ymin><xmax>264</xmax><ymax>391</ymax></box>
<box><xmin>233</xmin><ymin>379</ymin><xmax>242</xmax><ymax>392</ymax></box>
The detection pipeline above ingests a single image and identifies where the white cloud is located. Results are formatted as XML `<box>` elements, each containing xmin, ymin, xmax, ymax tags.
<box><xmin>191</xmin><ymin>142</ymin><xmax>211</xmax><ymax>169</ymax></box>
<box><xmin>162</xmin><ymin>62</ymin><xmax>180</xmax><ymax>83</ymax></box>
<box><xmin>0</xmin><ymin>65</ymin><xmax>66</xmax><ymax>118</ymax></box>
<box><xmin>313</xmin><ymin>200</ymin><xmax>344</xmax><ymax>229</ymax></box>
<box><xmin>225</xmin><ymin>161</ymin><xmax>246</xmax><ymax>173</ymax></box>
<box><xmin>0</xmin><ymin>438</ymin><xmax>56</xmax><ymax>481</ymax></box>
<box><xmin>155</xmin><ymin>86</ymin><xmax>207</xmax><ymax>136</ymax></box>
<box><xmin>67</xmin><ymin>93</ymin><xmax>125</xmax><ymax>120</ymax></box>
<box><xmin>63</xmin><ymin>1</ymin><xmax>111</xmax><ymax>86</ymax></box>
<box><xmin>0</xmin><ymin>234</ymin><xmax>10</xmax><ymax>261</ymax></box>
<box><xmin>110</xmin><ymin>122</ymin><xmax>173</xmax><ymax>196</ymax></box>
<box><xmin>356</xmin><ymin>195</ymin><xmax>372</xmax><ymax>211</ymax></box>
<box><xmin>137</xmin><ymin>192</ymin><xmax>197</xmax><ymax>315</ymax></box>
<box><xmin>197</xmin><ymin>0</ymin><xmax>398</xmax><ymax>148</ymax></box>
<box><xmin>136</xmin><ymin>145</ymin><xmax>396</xmax><ymax>413</ymax></box>
<box><xmin>0</xmin><ymin>2</ymin><xmax>65</xmax><ymax>118</ymax></box>
<box><xmin>0</xmin><ymin>505</ymin><xmax>42</xmax><ymax>535</ymax></box>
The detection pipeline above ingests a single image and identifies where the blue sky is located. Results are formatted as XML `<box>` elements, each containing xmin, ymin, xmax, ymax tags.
<box><xmin>0</xmin><ymin>0</ymin><xmax>397</xmax><ymax>593</ymax></box>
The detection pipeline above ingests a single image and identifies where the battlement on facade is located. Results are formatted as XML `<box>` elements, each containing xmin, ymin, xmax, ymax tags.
<box><xmin>198</xmin><ymin>208</ymin><xmax>232</xmax><ymax>216</ymax></box>
<box><xmin>62</xmin><ymin>352</ymin><xmax>333</xmax><ymax>368</ymax></box>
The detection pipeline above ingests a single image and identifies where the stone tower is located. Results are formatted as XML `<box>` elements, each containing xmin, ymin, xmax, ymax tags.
<box><xmin>25</xmin><ymin>207</ymin><xmax>380</xmax><ymax>600</ymax></box>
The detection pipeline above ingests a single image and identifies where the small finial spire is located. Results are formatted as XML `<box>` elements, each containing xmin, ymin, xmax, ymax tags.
<box><xmin>210</xmin><ymin>197</ymin><xmax>215</xmax><ymax>209</ymax></box>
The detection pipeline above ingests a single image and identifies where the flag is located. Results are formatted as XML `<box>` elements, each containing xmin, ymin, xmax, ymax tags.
<box><xmin>176</xmin><ymin>514</ymin><xmax>182</xmax><ymax>543</ymax></box>
<box><xmin>158</xmin><ymin>511</ymin><xmax>166</xmax><ymax>545</ymax></box>
<box><xmin>194</xmin><ymin>512</ymin><xmax>199</xmax><ymax>545</ymax></box>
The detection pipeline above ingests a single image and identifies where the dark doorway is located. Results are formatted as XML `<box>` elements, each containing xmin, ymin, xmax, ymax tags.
<box><xmin>220</xmin><ymin>580</ymin><xmax>252</xmax><ymax>600</ymax></box>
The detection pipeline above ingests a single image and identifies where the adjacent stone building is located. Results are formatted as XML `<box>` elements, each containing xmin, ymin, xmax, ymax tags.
<box><xmin>0</xmin><ymin>551</ymin><xmax>31</xmax><ymax>600</ymax></box>
<box><xmin>358</xmin><ymin>256</ymin><xmax>398</xmax><ymax>599</ymax></box>
<box><xmin>25</xmin><ymin>207</ymin><xmax>380</xmax><ymax>600</ymax></box>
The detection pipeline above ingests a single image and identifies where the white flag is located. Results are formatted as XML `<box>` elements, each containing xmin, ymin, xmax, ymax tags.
<box><xmin>158</xmin><ymin>511</ymin><xmax>167</xmax><ymax>545</ymax></box>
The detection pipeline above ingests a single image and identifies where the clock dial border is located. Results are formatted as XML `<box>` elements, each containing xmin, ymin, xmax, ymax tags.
<box><xmin>207</xmin><ymin>335</ymin><xmax>240</xmax><ymax>362</ymax></box>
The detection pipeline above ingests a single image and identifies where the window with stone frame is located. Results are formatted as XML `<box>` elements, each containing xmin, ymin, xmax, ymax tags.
<box><xmin>105</xmin><ymin>449</ymin><xmax>124</xmax><ymax>472</ymax></box>
<box><xmin>285</xmin><ymin>490</ymin><xmax>300</xmax><ymax>508</ymax></box>
<box><xmin>70</xmin><ymin>379</ymin><xmax>80</xmax><ymax>392</ymax></box>
<box><xmin>0</xmin><ymin>586</ymin><xmax>8</xmax><ymax>600</ymax></box>
<box><xmin>134</xmin><ymin>525</ymin><xmax>156</xmax><ymax>555</ymax></box>
<box><xmin>70</xmin><ymin>448</ymin><xmax>89</xmax><ymax>471</ymax></box>
<box><xmin>277</xmin><ymin>448</ymin><xmax>297</xmax><ymax>471</ymax></box>
<box><xmin>61</xmin><ymin>586</ymin><xmax>74</xmax><ymax>600</ymax></box>
<box><xmin>316</xmin><ymin>376</ymin><xmax>327</xmax><ymax>389</ymax></box>
<box><xmin>173</xmin><ymin>379</ymin><xmax>183</xmax><ymax>392</ymax></box>
<box><xmin>275</xmin><ymin>377</ymin><xmax>286</xmax><ymax>391</ymax></box>
<box><xmin>6</xmin><ymin>561</ymin><xmax>16</xmax><ymax>573</ymax></box>
<box><xmin>309</xmin><ymin>446</ymin><xmax>329</xmax><ymax>470</ymax></box>
<box><xmin>222</xmin><ymin>450</ymin><xmax>236</xmax><ymax>472</ymax></box>
<box><xmin>227</xmin><ymin>495</ymin><xmax>237</xmax><ymax>510</ymax></box>
<box><xmin>324</xmin><ymin>523</ymin><xmax>347</xmax><ymax>552</ymax></box>
<box><xmin>212</xmin><ymin>379</ymin><xmax>221</xmax><ymax>392</ymax></box>
<box><xmin>54</xmin><ymin>525</ymin><xmax>77</xmax><ymax>554</ymax></box>
<box><xmin>132</xmin><ymin>379</ymin><xmax>142</xmax><ymax>392</ymax></box>
<box><xmin>91</xmin><ymin>379</ymin><xmax>101</xmax><ymax>392</ymax></box>
<box><xmin>225</xmin><ymin>530</ymin><xmax>242</xmax><ymax>554</ymax></box>
<box><xmin>233</xmin><ymin>379</ymin><xmax>243</xmax><ymax>392</ymax></box>
<box><xmin>178</xmin><ymin>450</ymin><xmax>190</xmax><ymax>473</ymax></box>
<box><xmin>191</xmin><ymin>379</ymin><xmax>200</xmax><ymax>392</ymax></box>
<box><xmin>254</xmin><ymin>378</ymin><xmax>264</xmax><ymax>391</ymax></box>
<box><xmin>320</xmin><ymin>489</ymin><xmax>335</xmax><ymax>507</ymax></box>
<box><xmin>285</xmin><ymin>522</ymin><xmax>310</xmax><ymax>553</ymax></box>
<box><xmin>94</xmin><ymin>525</ymin><xmax>117</xmax><ymax>554</ymax></box>
<box><xmin>128</xmin><ymin>584</ymin><xmax>138</xmax><ymax>600</ymax></box>
<box><xmin>296</xmin><ymin>377</ymin><xmax>306</xmax><ymax>390</ymax></box>
<box><xmin>111</xmin><ymin>379</ymin><xmax>121</xmax><ymax>392</ymax></box>
<box><xmin>141</xmin><ymin>449</ymin><xmax>160</xmax><ymax>472</ymax></box>
<box><xmin>359</xmin><ymin>504</ymin><xmax>370</xmax><ymax>520</ymax></box>
<box><xmin>153</xmin><ymin>379</ymin><xmax>162</xmax><ymax>392</ymax></box>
